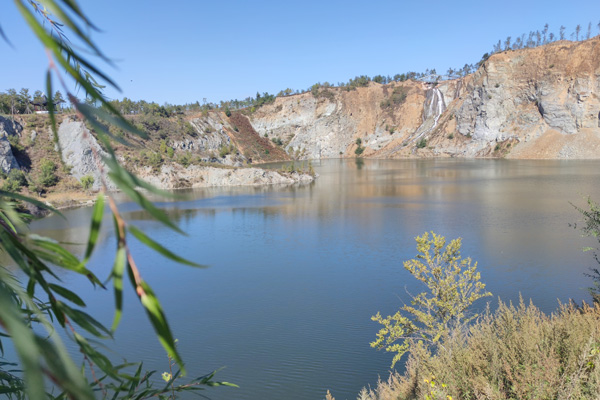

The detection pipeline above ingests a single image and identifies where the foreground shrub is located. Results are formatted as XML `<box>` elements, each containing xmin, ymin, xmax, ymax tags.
<box><xmin>573</xmin><ymin>197</ymin><xmax>600</xmax><ymax>303</ymax></box>
<box><xmin>371</xmin><ymin>232</ymin><xmax>491</xmax><ymax>367</ymax></box>
<box><xmin>358</xmin><ymin>300</ymin><xmax>600</xmax><ymax>400</ymax></box>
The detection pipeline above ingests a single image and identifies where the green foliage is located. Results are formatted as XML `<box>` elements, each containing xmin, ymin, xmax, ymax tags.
<box><xmin>167</xmin><ymin>146</ymin><xmax>175</xmax><ymax>159</ymax></box>
<box><xmin>159</xmin><ymin>139</ymin><xmax>168</xmax><ymax>154</ymax></box>
<box><xmin>417</xmin><ymin>138</ymin><xmax>428</xmax><ymax>149</ymax></box>
<box><xmin>177</xmin><ymin>151</ymin><xmax>192</xmax><ymax>167</ymax></box>
<box><xmin>447</xmin><ymin>133</ymin><xmax>454</xmax><ymax>140</ymax></box>
<box><xmin>2</xmin><ymin>169</ymin><xmax>27</xmax><ymax>192</ymax></box>
<box><xmin>140</xmin><ymin>151</ymin><xmax>163</xmax><ymax>168</ymax></box>
<box><xmin>371</xmin><ymin>232</ymin><xmax>491</xmax><ymax>367</ymax></box>
<box><xmin>7</xmin><ymin>135</ymin><xmax>24</xmax><ymax>153</ymax></box>
<box><xmin>271</xmin><ymin>137</ymin><xmax>283</xmax><ymax>146</ymax></box>
<box><xmin>573</xmin><ymin>197</ymin><xmax>600</xmax><ymax>303</ymax></box>
<box><xmin>80</xmin><ymin>174</ymin><xmax>94</xmax><ymax>190</ymax></box>
<box><xmin>381</xmin><ymin>86</ymin><xmax>408</xmax><ymax>109</ymax></box>
<box><xmin>39</xmin><ymin>158</ymin><xmax>58</xmax><ymax>187</ymax></box>
<box><xmin>361</xmin><ymin>301</ymin><xmax>600</xmax><ymax>400</ymax></box>
<box><xmin>354</xmin><ymin>138</ymin><xmax>365</xmax><ymax>156</ymax></box>
<box><xmin>224</xmin><ymin>106</ymin><xmax>231</xmax><ymax>117</ymax></box>
<box><xmin>219</xmin><ymin>143</ymin><xmax>236</xmax><ymax>158</ymax></box>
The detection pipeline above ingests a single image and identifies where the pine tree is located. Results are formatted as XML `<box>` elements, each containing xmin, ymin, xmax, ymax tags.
<box><xmin>587</xmin><ymin>22</ymin><xmax>591</xmax><ymax>40</ymax></box>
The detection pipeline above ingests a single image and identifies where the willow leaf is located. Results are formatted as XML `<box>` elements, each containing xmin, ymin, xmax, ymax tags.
<box><xmin>137</xmin><ymin>280</ymin><xmax>184</xmax><ymax>373</ymax></box>
<box><xmin>73</xmin><ymin>332</ymin><xmax>120</xmax><ymax>379</ymax></box>
<box><xmin>103</xmin><ymin>156</ymin><xmax>182</xmax><ymax>200</ymax></box>
<box><xmin>48</xmin><ymin>284</ymin><xmax>86</xmax><ymax>307</ymax></box>
<box><xmin>0</xmin><ymin>285</ymin><xmax>45</xmax><ymax>400</ymax></box>
<box><xmin>128</xmin><ymin>225</ymin><xmax>205</xmax><ymax>267</ymax></box>
<box><xmin>84</xmin><ymin>193</ymin><xmax>105</xmax><ymax>261</ymax></box>
<box><xmin>111</xmin><ymin>246</ymin><xmax>127</xmax><ymax>332</ymax></box>
<box><xmin>46</xmin><ymin>69</ymin><xmax>58</xmax><ymax>144</ymax></box>
<box><xmin>108</xmin><ymin>172</ymin><xmax>183</xmax><ymax>233</ymax></box>
<box><xmin>58</xmin><ymin>302</ymin><xmax>111</xmax><ymax>338</ymax></box>
<box><xmin>0</xmin><ymin>189</ymin><xmax>62</xmax><ymax>218</ymax></box>
<box><xmin>39</xmin><ymin>0</ymin><xmax>108</xmax><ymax>62</ymax></box>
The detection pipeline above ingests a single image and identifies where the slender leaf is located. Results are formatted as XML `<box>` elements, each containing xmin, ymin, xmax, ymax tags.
<box><xmin>110</xmin><ymin>246</ymin><xmax>127</xmax><ymax>331</ymax></box>
<box><xmin>103</xmin><ymin>155</ymin><xmax>182</xmax><ymax>200</ymax></box>
<box><xmin>46</xmin><ymin>68</ymin><xmax>58</xmax><ymax>144</ymax></box>
<box><xmin>58</xmin><ymin>302</ymin><xmax>111</xmax><ymax>338</ymax></box>
<box><xmin>136</xmin><ymin>279</ymin><xmax>184</xmax><ymax>373</ymax></box>
<box><xmin>0</xmin><ymin>211</ymin><xmax>17</xmax><ymax>234</ymax></box>
<box><xmin>34</xmin><ymin>335</ymin><xmax>95</xmax><ymax>400</ymax></box>
<box><xmin>84</xmin><ymin>193</ymin><xmax>105</xmax><ymax>261</ymax></box>
<box><xmin>48</xmin><ymin>283</ymin><xmax>86</xmax><ymax>307</ymax></box>
<box><xmin>0</xmin><ymin>24</ymin><xmax>13</xmax><ymax>47</ymax></box>
<box><xmin>128</xmin><ymin>225</ymin><xmax>206</xmax><ymax>267</ymax></box>
<box><xmin>72</xmin><ymin>332</ymin><xmax>119</xmax><ymax>379</ymax></box>
<box><xmin>108</xmin><ymin>172</ymin><xmax>183</xmax><ymax>233</ymax></box>
<box><xmin>0</xmin><ymin>189</ymin><xmax>62</xmax><ymax>218</ymax></box>
<box><xmin>78</xmin><ymin>102</ymin><xmax>147</xmax><ymax>139</ymax></box>
<box><xmin>0</xmin><ymin>284</ymin><xmax>45</xmax><ymax>400</ymax></box>
<box><xmin>38</xmin><ymin>0</ymin><xmax>108</xmax><ymax>61</ymax></box>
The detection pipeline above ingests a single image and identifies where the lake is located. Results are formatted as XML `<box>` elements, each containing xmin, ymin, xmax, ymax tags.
<box><xmin>29</xmin><ymin>158</ymin><xmax>600</xmax><ymax>400</ymax></box>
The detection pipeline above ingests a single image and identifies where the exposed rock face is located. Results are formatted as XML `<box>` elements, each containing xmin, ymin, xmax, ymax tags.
<box><xmin>0</xmin><ymin>137</ymin><xmax>20</xmax><ymax>173</ymax></box>
<box><xmin>0</xmin><ymin>116</ymin><xmax>21</xmax><ymax>172</ymax></box>
<box><xmin>184</xmin><ymin>113</ymin><xmax>247</xmax><ymax>165</ymax></box>
<box><xmin>57</xmin><ymin>118</ymin><xmax>114</xmax><ymax>189</ymax></box>
<box><xmin>0</xmin><ymin>116</ymin><xmax>23</xmax><ymax>138</ymax></box>
<box><xmin>136</xmin><ymin>164</ymin><xmax>314</xmax><ymax>189</ymax></box>
<box><xmin>455</xmin><ymin>38</ymin><xmax>600</xmax><ymax>158</ymax></box>
<box><xmin>251</xmin><ymin>81</ymin><xmax>428</xmax><ymax>159</ymax></box>
<box><xmin>53</xmin><ymin>116</ymin><xmax>307</xmax><ymax>191</ymax></box>
<box><xmin>247</xmin><ymin>37</ymin><xmax>600</xmax><ymax>159</ymax></box>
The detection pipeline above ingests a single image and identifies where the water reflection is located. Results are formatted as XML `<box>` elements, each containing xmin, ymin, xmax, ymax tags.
<box><xmin>27</xmin><ymin>158</ymin><xmax>600</xmax><ymax>400</ymax></box>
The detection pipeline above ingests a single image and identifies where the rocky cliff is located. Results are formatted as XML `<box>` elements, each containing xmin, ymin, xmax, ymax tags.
<box><xmin>0</xmin><ymin>116</ymin><xmax>21</xmax><ymax>173</ymax></box>
<box><xmin>249</xmin><ymin>37</ymin><xmax>600</xmax><ymax>159</ymax></box>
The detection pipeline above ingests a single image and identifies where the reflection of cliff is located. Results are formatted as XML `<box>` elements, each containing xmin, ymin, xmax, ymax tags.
<box><xmin>128</xmin><ymin>160</ymin><xmax>537</xmax><ymax>238</ymax></box>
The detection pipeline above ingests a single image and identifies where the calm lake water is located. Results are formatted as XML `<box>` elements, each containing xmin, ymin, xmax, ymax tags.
<box><xmin>29</xmin><ymin>158</ymin><xmax>600</xmax><ymax>400</ymax></box>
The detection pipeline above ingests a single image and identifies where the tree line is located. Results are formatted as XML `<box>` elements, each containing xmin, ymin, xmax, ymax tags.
<box><xmin>491</xmin><ymin>21</ymin><xmax>600</xmax><ymax>54</ymax></box>
<box><xmin>0</xmin><ymin>88</ymin><xmax>67</xmax><ymax>115</ymax></box>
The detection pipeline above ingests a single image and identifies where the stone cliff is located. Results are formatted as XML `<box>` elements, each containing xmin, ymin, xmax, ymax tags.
<box><xmin>0</xmin><ymin>116</ymin><xmax>21</xmax><ymax>172</ymax></box>
<box><xmin>249</xmin><ymin>37</ymin><xmax>600</xmax><ymax>159</ymax></box>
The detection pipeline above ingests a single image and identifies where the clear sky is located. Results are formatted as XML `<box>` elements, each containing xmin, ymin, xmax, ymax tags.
<box><xmin>1</xmin><ymin>0</ymin><xmax>600</xmax><ymax>105</ymax></box>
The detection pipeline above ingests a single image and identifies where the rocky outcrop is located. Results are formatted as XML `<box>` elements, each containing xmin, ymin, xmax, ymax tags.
<box><xmin>136</xmin><ymin>164</ymin><xmax>314</xmax><ymax>190</ymax></box>
<box><xmin>250</xmin><ymin>81</ymin><xmax>428</xmax><ymax>159</ymax></box>
<box><xmin>0</xmin><ymin>116</ymin><xmax>21</xmax><ymax>173</ymax></box>
<box><xmin>0</xmin><ymin>116</ymin><xmax>23</xmax><ymax>138</ymax></box>
<box><xmin>57</xmin><ymin>117</ymin><xmax>114</xmax><ymax>189</ymax></box>
<box><xmin>184</xmin><ymin>113</ymin><xmax>247</xmax><ymax>166</ymax></box>
<box><xmin>0</xmin><ymin>136</ymin><xmax>19</xmax><ymax>173</ymax></box>
<box><xmin>453</xmin><ymin>38</ymin><xmax>600</xmax><ymax>158</ymax></box>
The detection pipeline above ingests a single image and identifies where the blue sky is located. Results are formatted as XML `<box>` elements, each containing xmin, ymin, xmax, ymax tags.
<box><xmin>1</xmin><ymin>0</ymin><xmax>600</xmax><ymax>105</ymax></box>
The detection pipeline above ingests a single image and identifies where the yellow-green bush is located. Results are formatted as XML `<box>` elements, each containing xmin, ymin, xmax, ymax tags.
<box><xmin>359</xmin><ymin>300</ymin><xmax>600</xmax><ymax>400</ymax></box>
